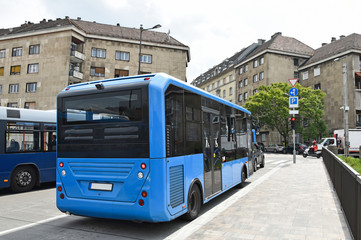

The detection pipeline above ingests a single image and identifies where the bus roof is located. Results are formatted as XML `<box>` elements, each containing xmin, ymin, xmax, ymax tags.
<box><xmin>59</xmin><ymin>73</ymin><xmax>251</xmax><ymax>115</ymax></box>
<box><xmin>0</xmin><ymin>107</ymin><xmax>56</xmax><ymax>123</ymax></box>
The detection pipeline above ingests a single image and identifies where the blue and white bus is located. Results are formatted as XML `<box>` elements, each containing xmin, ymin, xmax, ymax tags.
<box><xmin>56</xmin><ymin>73</ymin><xmax>254</xmax><ymax>222</ymax></box>
<box><xmin>0</xmin><ymin>107</ymin><xmax>56</xmax><ymax>192</ymax></box>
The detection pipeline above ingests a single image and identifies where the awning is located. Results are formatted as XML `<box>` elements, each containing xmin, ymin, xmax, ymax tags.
<box><xmin>356</xmin><ymin>72</ymin><xmax>361</xmax><ymax>77</ymax></box>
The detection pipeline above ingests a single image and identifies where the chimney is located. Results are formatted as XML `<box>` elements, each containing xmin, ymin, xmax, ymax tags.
<box><xmin>331</xmin><ymin>37</ymin><xmax>336</xmax><ymax>42</ymax></box>
<box><xmin>40</xmin><ymin>18</ymin><xmax>46</xmax><ymax>23</ymax></box>
<box><xmin>322</xmin><ymin>43</ymin><xmax>327</xmax><ymax>47</ymax></box>
<box><xmin>271</xmin><ymin>32</ymin><xmax>282</xmax><ymax>39</ymax></box>
<box><xmin>116</xmin><ymin>23</ymin><xmax>120</xmax><ymax>26</ymax></box>
<box><xmin>258</xmin><ymin>39</ymin><xmax>265</xmax><ymax>45</ymax></box>
<box><xmin>340</xmin><ymin>35</ymin><xmax>345</xmax><ymax>39</ymax></box>
<box><xmin>77</xmin><ymin>17</ymin><xmax>81</xmax><ymax>20</ymax></box>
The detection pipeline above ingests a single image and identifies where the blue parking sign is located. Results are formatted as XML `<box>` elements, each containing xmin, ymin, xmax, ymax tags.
<box><xmin>289</xmin><ymin>97</ymin><xmax>298</xmax><ymax>108</ymax></box>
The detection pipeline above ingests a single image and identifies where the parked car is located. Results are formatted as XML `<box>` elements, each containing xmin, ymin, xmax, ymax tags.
<box><xmin>252</xmin><ymin>143</ymin><xmax>265</xmax><ymax>171</ymax></box>
<box><xmin>264</xmin><ymin>144</ymin><xmax>284</xmax><ymax>153</ymax></box>
<box><xmin>282</xmin><ymin>143</ymin><xmax>307</xmax><ymax>155</ymax></box>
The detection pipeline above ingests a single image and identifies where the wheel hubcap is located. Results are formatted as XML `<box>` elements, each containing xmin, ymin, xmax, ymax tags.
<box><xmin>17</xmin><ymin>171</ymin><xmax>32</xmax><ymax>186</ymax></box>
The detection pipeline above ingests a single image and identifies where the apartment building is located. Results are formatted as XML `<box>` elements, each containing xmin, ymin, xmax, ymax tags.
<box><xmin>0</xmin><ymin>17</ymin><xmax>190</xmax><ymax>109</ymax></box>
<box><xmin>191</xmin><ymin>42</ymin><xmax>261</xmax><ymax>103</ymax></box>
<box><xmin>299</xmin><ymin>33</ymin><xmax>361</xmax><ymax>132</ymax></box>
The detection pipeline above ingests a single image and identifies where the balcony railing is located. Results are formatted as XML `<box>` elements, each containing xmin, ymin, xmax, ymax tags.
<box><xmin>69</xmin><ymin>69</ymin><xmax>83</xmax><ymax>80</ymax></box>
<box><xmin>70</xmin><ymin>50</ymin><xmax>85</xmax><ymax>63</ymax></box>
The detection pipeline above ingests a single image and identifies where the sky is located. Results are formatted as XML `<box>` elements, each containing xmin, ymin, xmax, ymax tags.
<box><xmin>0</xmin><ymin>0</ymin><xmax>359</xmax><ymax>82</ymax></box>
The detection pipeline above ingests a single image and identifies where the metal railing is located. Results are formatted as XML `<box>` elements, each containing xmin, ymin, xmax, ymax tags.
<box><xmin>323</xmin><ymin>148</ymin><xmax>361</xmax><ymax>240</ymax></box>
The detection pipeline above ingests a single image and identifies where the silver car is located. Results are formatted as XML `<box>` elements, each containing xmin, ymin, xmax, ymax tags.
<box><xmin>264</xmin><ymin>144</ymin><xmax>284</xmax><ymax>153</ymax></box>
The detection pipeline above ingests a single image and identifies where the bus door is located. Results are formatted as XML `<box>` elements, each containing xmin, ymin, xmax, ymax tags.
<box><xmin>202</xmin><ymin>108</ymin><xmax>222</xmax><ymax>198</ymax></box>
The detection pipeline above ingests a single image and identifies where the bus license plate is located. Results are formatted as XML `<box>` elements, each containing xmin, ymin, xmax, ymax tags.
<box><xmin>89</xmin><ymin>182</ymin><xmax>113</xmax><ymax>191</ymax></box>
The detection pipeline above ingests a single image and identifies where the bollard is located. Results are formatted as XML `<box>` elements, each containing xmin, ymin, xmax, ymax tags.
<box><xmin>328</xmin><ymin>145</ymin><xmax>338</xmax><ymax>155</ymax></box>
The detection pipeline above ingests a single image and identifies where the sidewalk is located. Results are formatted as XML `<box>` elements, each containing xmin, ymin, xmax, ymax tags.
<box><xmin>186</xmin><ymin>157</ymin><xmax>352</xmax><ymax>240</ymax></box>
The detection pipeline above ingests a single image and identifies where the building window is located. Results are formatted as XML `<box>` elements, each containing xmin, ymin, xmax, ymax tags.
<box><xmin>114</xmin><ymin>69</ymin><xmax>129</xmax><ymax>78</ymax></box>
<box><xmin>217</xmin><ymin>80</ymin><xmax>220</xmax><ymax>87</ymax></box>
<box><xmin>212</xmin><ymin>83</ymin><xmax>215</xmax><ymax>90</ymax></box>
<box><xmin>115</xmin><ymin>51</ymin><xmax>130</xmax><ymax>61</ymax></box>
<box><xmin>314</xmin><ymin>67</ymin><xmax>320</xmax><ymax>77</ymax></box>
<box><xmin>229</xmin><ymin>87</ymin><xmax>233</xmax><ymax>96</ymax></box>
<box><xmin>260</xmin><ymin>71</ymin><xmax>265</xmax><ymax>80</ymax></box>
<box><xmin>91</xmin><ymin>48</ymin><xmax>106</xmax><ymax>58</ymax></box>
<box><xmin>24</xmin><ymin>102</ymin><xmax>36</xmax><ymax>109</ymax></box>
<box><xmin>253</xmin><ymin>74</ymin><xmax>258</xmax><ymax>83</ymax></box>
<box><xmin>28</xmin><ymin>63</ymin><xmax>39</xmax><ymax>73</ymax></box>
<box><xmin>238</xmin><ymin>93</ymin><xmax>242</xmax><ymax>102</ymax></box>
<box><xmin>314</xmin><ymin>83</ymin><xmax>321</xmax><ymax>90</ymax></box>
<box><xmin>207</xmin><ymin>85</ymin><xmax>210</xmax><ymax>91</ymax></box>
<box><xmin>294</xmin><ymin>58</ymin><xmax>299</xmax><ymax>66</ymax></box>
<box><xmin>12</xmin><ymin>47</ymin><xmax>22</xmax><ymax>57</ymax></box>
<box><xmin>303</xmin><ymin>71</ymin><xmax>309</xmax><ymax>80</ymax></box>
<box><xmin>244</xmin><ymin>78</ymin><xmax>248</xmax><ymax>86</ymax></box>
<box><xmin>244</xmin><ymin>92</ymin><xmax>248</xmax><ymax>100</ymax></box>
<box><xmin>238</xmin><ymin>80</ymin><xmax>243</xmax><ymax>88</ymax></box>
<box><xmin>10</xmin><ymin>65</ymin><xmax>21</xmax><ymax>75</ymax></box>
<box><xmin>260</xmin><ymin>57</ymin><xmax>264</xmax><ymax>65</ymax></box>
<box><xmin>26</xmin><ymin>82</ymin><xmax>37</xmax><ymax>92</ymax></box>
<box><xmin>0</xmin><ymin>67</ymin><xmax>4</xmax><ymax>76</ymax></box>
<box><xmin>244</xmin><ymin>65</ymin><xmax>248</xmax><ymax>72</ymax></box>
<box><xmin>29</xmin><ymin>45</ymin><xmax>40</xmax><ymax>55</ymax></box>
<box><xmin>0</xmin><ymin>85</ymin><xmax>2</xmax><ymax>94</ymax></box>
<box><xmin>239</xmin><ymin>67</ymin><xmax>243</xmax><ymax>75</ymax></box>
<box><xmin>7</xmin><ymin>102</ymin><xmax>18</xmax><ymax>108</ymax></box>
<box><xmin>140</xmin><ymin>54</ymin><xmax>152</xmax><ymax>63</ymax></box>
<box><xmin>90</xmin><ymin>67</ymin><xmax>105</xmax><ymax>77</ymax></box>
<box><xmin>0</xmin><ymin>49</ymin><xmax>5</xmax><ymax>58</ymax></box>
<box><xmin>253</xmin><ymin>59</ymin><xmax>258</xmax><ymax>68</ymax></box>
<box><xmin>223</xmin><ymin>90</ymin><xmax>226</xmax><ymax>97</ymax></box>
<box><xmin>253</xmin><ymin>89</ymin><xmax>257</xmax><ymax>95</ymax></box>
<box><xmin>9</xmin><ymin>84</ymin><xmax>19</xmax><ymax>93</ymax></box>
<box><xmin>294</xmin><ymin>72</ymin><xmax>299</xmax><ymax>79</ymax></box>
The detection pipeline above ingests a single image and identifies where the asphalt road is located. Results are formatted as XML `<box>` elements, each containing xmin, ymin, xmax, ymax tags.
<box><xmin>0</xmin><ymin>153</ymin><xmax>321</xmax><ymax>240</ymax></box>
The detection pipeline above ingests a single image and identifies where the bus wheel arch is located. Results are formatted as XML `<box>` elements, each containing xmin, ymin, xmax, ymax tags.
<box><xmin>182</xmin><ymin>179</ymin><xmax>203</xmax><ymax>221</ymax></box>
<box><xmin>10</xmin><ymin>164</ymin><xmax>39</xmax><ymax>193</ymax></box>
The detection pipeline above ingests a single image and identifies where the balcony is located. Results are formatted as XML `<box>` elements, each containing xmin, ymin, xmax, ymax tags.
<box><xmin>69</xmin><ymin>69</ymin><xmax>83</xmax><ymax>84</ymax></box>
<box><xmin>70</xmin><ymin>50</ymin><xmax>85</xmax><ymax>63</ymax></box>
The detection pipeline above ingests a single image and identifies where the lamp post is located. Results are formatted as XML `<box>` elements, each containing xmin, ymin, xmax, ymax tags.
<box><xmin>335</xmin><ymin>56</ymin><xmax>349</xmax><ymax>157</ymax></box>
<box><xmin>138</xmin><ymin>24</ymin><xmax>161</xmax><ymax>75</ymax></box>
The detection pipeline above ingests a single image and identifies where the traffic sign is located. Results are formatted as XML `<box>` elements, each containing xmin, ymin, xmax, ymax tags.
<box><xmin>289</xmin><ymin>96</ymin><xmax>298</xmax><ymax>108</ymax></box>
<box><xmin>288</xmin><ymin>78</ymin><xmax>299</xmax><ymax>87</ymax></box>
<box><xmin>289</xmin><ymin>88</ymin><xmax>298</xmax><ymax>97</ymax></box>
<box><xmin>289</xmin><ymin>110</ymin><xmax>299</xmax><ymax>114</ymax></box>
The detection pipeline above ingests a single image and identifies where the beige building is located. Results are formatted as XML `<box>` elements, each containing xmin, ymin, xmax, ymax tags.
<box><xmin>0</xmin><ymin>17</ymin><xmax>190</xmax><ymax>109</ymax></box>
<box><xmin>298</xmin><ymin>33</ymin><xmax>361</xmax><ymax>133</ymax></box>
<box><xmin>234</xmin><ymin>33</ymin><xmax>314</xmax><ymax>144</ymax></box>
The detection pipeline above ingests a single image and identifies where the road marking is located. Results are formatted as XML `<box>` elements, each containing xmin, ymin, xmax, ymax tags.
<box><xmin>0</xmin><ymin>214</ymin><xmax>67</xmax><ymax>237</ymax></box>
<box><xmin>269</xmin><ymin>159</ymin><xmax>289</xmax><ymax>165</ymax></box>
<box><xmin>164</xmin><ymin>164</ymin><xmax>285</xmax><ymax>240</ymax></box>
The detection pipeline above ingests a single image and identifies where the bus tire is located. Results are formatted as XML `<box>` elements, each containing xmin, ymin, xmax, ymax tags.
<box><xmin>10</xmin><ymin>166</ymin><xmax>37</xmax><ymax>193</ymax></box>
<box><xmin>183</xmin><ymin>184</ymin><xmax>201</xmax><ymax>221</ymax></box>
<box><xmin>260</xmin><ymin>156</ymin><xmax>265</xmax><ymax>168</ymax></box>
<box><xmin>236</xmin><ymin>167</ymin><xmax>247</xmax><ymax>188</ymax></box>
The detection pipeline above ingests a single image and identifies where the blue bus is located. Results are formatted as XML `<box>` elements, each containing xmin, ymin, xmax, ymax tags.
<box><xmin>0</xmin><ymin>107</ymin><xmax>56</xmax><ymax>192</ymax></box>
<box><xmin>56</xmin><ymin>73</ymin><xmax>254</xmax><ymax>222</ymax></box>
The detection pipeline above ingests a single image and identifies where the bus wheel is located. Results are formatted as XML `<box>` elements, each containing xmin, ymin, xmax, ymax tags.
<box><xmin>10</xmin><ymin>166</ymin><xmax>37</xmax><ymax>193</ymax></box>
<box><xmin>183</xmin><ymin>185</ymin><xmax>201</xmax><ymax>221</ymax></box>
<box><xmin>237</xmin><ymin>168</ymin><xmax>247</xmax><ymax>188</ymax></box>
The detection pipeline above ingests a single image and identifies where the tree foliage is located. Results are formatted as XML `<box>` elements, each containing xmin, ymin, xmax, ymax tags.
<box><xmin>244</xmin><ymin>83</ymin><xmax>327</xmax><ymax>144</ymax></box>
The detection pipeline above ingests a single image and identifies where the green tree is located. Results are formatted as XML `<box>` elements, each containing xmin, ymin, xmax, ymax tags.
<box><xmin>245</xmin><ymin>82</ymin><xmax>327</xmax><ymax>144</ymax></box>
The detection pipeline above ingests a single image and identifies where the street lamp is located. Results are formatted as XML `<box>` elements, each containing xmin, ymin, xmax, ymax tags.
<box><xmin>138</xmin><ymin>24</ymin><xmax>161</xmax><ymax>75</ymax></box>
<box><xmin>334</xmin><ymin>56</ymin><xmax>349</xmax><ymax>157</ymax></box>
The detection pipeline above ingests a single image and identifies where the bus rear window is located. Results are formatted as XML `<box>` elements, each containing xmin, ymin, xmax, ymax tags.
<box><xmin>63</xmin><ymin>89</ymin><xmax>142</xmax><ymax>124</ymax></box>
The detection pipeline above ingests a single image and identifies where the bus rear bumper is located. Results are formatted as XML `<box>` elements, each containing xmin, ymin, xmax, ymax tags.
<box><xmin>56</xmin><ymin>194</ymin><xmax>174</xmax><ymax>222</ymax></box>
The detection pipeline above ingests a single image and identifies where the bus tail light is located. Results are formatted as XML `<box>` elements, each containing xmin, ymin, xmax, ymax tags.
<box><xmin>141</xmin><ymin>191</ymin><xmax>147</xmax><ymax>198</ymax></box>
<box><xmin>59</xmin><ymin>162</ymin><xmax>64</xmax><ymax>168</ymax></box>
<box><xmin>139</xmin><ymin>199</ymin><xmax>144</xmax><ymax>206</ymax></box>
<box><xmin>58</xmin><ymin>186</ymin><xmax>62</xmax><ymax>192</ymax></box>
<box><xmin>60</xmin><ymin>193</ymin><xmax>65</xmax><ymax>199</ymax></box>
<box><xmin>141</xmin><ymin>163</ymin><xmax>146</xmax><ymax>169</ymax></box>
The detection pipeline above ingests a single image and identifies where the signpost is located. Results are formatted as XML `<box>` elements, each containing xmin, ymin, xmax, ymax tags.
<box><xmin>288</xmin><ymin>78</ymin><xmax>299</xmax><ymax>164</ymax></box>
